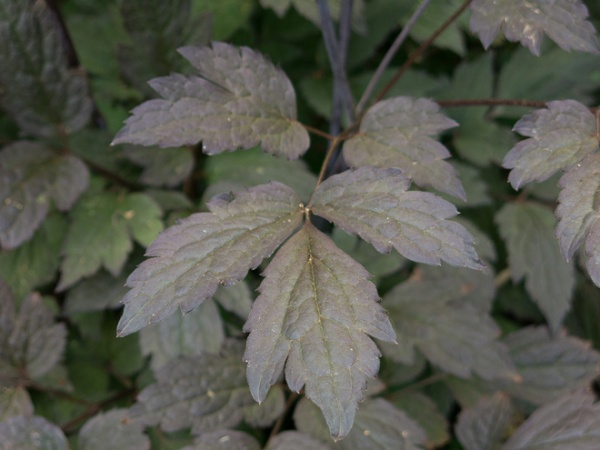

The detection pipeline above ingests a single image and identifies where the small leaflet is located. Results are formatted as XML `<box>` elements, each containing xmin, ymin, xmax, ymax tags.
<box><xmin>266</xmin><ymin>431</ymin><xmax>330</xmax><ymax>450</ymax></box>
<box><xmin>311</xmin><ymin>167</ymin><xmax>483</xmax><ymax>269</ymax></box>
<box><xmin>503</xmin><ymin>389</ymin><xmax>600</xmax><ymax>449</ymax></box>
<box><xmin>0</xmin><ymin>142</ymin><xmax>89</xmax><ymax>249</ymax></box>
<box><xmin>0</xmin><ymin>0</ymin><xmax>92</xmax><ymax>137</ymax></box>
<box><xmin>243</xmin><ymin>223</ymin><xmax>396</xmax><ymax>439</ymax></box>
<box><xmin>57</xmin><ymin>189</ymin><xmax>164</xmax><ymax>291</ymax></box>
<box><xmin>113</xmin><ymin>42</ymin><xmax>309</xmax><ymax>159</ymax></box>
<box><xmin>556</xmin><ymin>152</ymin><xmax>600</xmax><ymax>286</ymax></box>
<box><xmin>343</xmin><ymin>97</ymin><xmax>464</xmax><ymax>199</ymax></box>
<box><xmin>131</xmin><ymin>340</ymin><xmax>255</xmax><ymax>434</ymax></box>
<box><xmin>382</xmin><ymin>265</ymin><xmax>517</xmax><ymax>381</ymax></box>
<box><xmin>0</xmin><ymin>415</ymin><xmax>68</xmax><ymax>450</ymax></box>
<box><xmin>78</xmin><ymin>409</ymin><xmax>149</xmax><ymax>450</ymax></box>
<box><xmin>455</xmin><ymin>393</ymin><xmax>514</xmax><ymax>450</ymax></box>
<box><xmin>503</xmin><ymin>100</ymin><xmax>598</xmax><ymax>190</ymax></box>
<box><xmin>183</xmin><ymin>430</ymin><xmax>261</xmax><ymax>450</ymax></box>
<box><xmin>496</xmin><ymin>203</ymin><xmax>575</xmax><ymax>332</ymax></box>
<box><xmin>392</xmin><ymin>391</ymin><xmax>450</xmax><ymax>448</ymax></box>
<box><xmin>123</xmin><ymin>146</ymin><xmax>194</xmax><ymax>187</ymax></box>
<box><xmin>470</xmin><ymin>0</ymin><xmax>600</xmax><ymax>55</ymax></box>
<box><xmin>0</xmin><ymin>387</ymin><xmax>33</xmax><ymax>422</ymax></box>
<box><xmin>0</xmin><ymin>282</ymin><xmax>66</xmax><ymax>387</ymax></box>
<box><xmin>64</xmin><ymin>271</ymin><xmax>129</xmax><ymax>314</ymax></box>
<box><xmin>117</xmin><ymin>182</ymin><xmax>303</xmax><ymax>336</ymax></box>
<box><xmin>243</xmin><ymin>385</ymin><xmax>285</xmax><ymax>428</ymax></box>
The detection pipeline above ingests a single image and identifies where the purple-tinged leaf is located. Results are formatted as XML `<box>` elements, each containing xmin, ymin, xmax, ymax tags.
<box><xmin>267</xmin><ymin>431</ymin><xmax>330</xmax><ymax>450</ymax></box>
<box><xmin>503</xmin><ymin>389</ymin><xmax>600</xmax><ymax>449</ymax></box>
<box><xmin>311</xmin><ymin>167</ymin><xmax>483</xmax><ymax>269</ymax></box>
<box><xmin>455</xmin><ymin>393</ymin><xmax>514</xmax><ymax>450</ymax></box>
<box><xmin>344</xmin><ymin>97</ymin><xmax>464</xmax><ymax>199</ymax></box>
<box><xmin>0</xmin><ymin>0</ymin><xmax>93</xmax><ymax>136</ymax></box>
<box><xmin>244</xmin><ymin>223</ymin><xmax>395</xmax><ymax>440</ymax></box>
<box><xmin>243</xmin><ymin>385</ymin><xmax>285</xmax><ymax>428</ymax></box>
<box><xmin>57</xmin><ymin>189</ymin><xmax>164</xmax><ymax>291</ymax></box>
<box><xmin>131</xmin><ymin>340</ymin><xmax>255</xmax><ymax>434</ymax></box>
<box><xmin>496</xmin><ymin>203</ymin><xmax>575</xmax><ymax>332</ymax></box>
<box><xmin>470</xmin><ymin>0</ymin><xmax>600</xmax><ymax>55</ymax></box>
<box><xmin>183</xmin><ymin>430</ymin><xmax>261</xmax><ymax>450</ymax></box>
<box><xmin>78</xmin><ymin>409</ymin><xmax>149</xmax><ymax>450</ymax></box>
<box><xmin>0</xmin><ymin>415</ymin><xmax>68</xmax><ymax>450</ymax></box>
<box><xmin>556</xmin><ymin>152</ymin><xmax>600</xmax><ymax>285</ymax></box>
<box><xmin>113</xmin><ymin>42</ymin><xmax>309</xmax><ymax>159</ymax></box>
<box><xmin>503</xmin><ymin>100</ymin><xmax>598</xmax><ymax>190</ymax></box>
<box><xmin>0</xmin><ymin>282</ymin><xmax>66</xmax><ymax>386</ymax></box>
<box><xmin>123</xmin><ymin>146</ymin><xmax>194</xmax><ymax>187</ymax></box>
<box><xmin>382</xmin><ymin>265</ymin><xmax>517</xmax><ymax>381</ymax></box>
<box><xmin>0</xmin><ymin>387</ymin><xmax>33</xmax><ymax>421</ymax></box>
<box><xmin>117</xmin><ymin>182</ymin><xmax>303</xmax><ymax>336</ymax></box>
<box><xmin>0</xmin><ymin>142</ymin><xmax>88</xmax><ymax>249</ymax></box>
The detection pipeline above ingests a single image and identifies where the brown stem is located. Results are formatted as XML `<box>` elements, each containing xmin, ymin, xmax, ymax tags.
<box><xmin>303</xmin><ymin>124</ymin><xmax>336</xmax><ymax>141</ymax></box>
<box><xmin>80</xmin><ymin>157</ymin><xmax>143</xmax><ymax>191</ymax></box>
<box><xmin>307</xmin><ymin>135</ymin><xmax>343</xmax><ymax>207</ymax></box>
<box><xmin>27</xmin><ymin>382</ymin><xmax>93</xmax><ymax>407</ymax></box>
<box><xmin>266</xmin><ymin>392</ymin><xmax>300</xmax><ymax>445</ymax></box>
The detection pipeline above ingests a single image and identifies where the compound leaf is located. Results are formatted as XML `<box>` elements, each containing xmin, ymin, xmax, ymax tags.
<box><xmin>343</xmin><ymin>97</ymin><xmax>464</xmax><ymax>199</ymax></box>
<box><xmin>78</xmin><ymin>409</ymin><xmax>149</xmax><ymax>450</ymax></box>
<box><xmin>0</xmin><ymin>142</ymin><xmax>89</xmax><ymax>249</ymax></box>
<box><xmin>117</xmin><ymin>182</ymin><xmax>303</xmax><ymax>336</ymax></box>
<box><xmin>58</xmin><ymin>189</ymin><xmax>163</xmax><ymax>290</ymax></box>
<box><xmin>503</xmin><ymin>389</ymin><xmax>600</xmax><ymax>449</ymax></box>
<box><xmin>0</xmin><ymin>415</ymin><xmax>68</xmax><ymax>450</ymax></box>
<box><xmin>243</xmin><ymin>223</ymin><xmax>395</xmax><ymax>439</ymax></box>
<box><xmin>470</xmin><ymin>0</ymin><xmax>600</xmax><ymax>55</ymax></box>
<box><xmin>132</xmin><ymin>339</ymin><xmax>255</xmax><ymax>434</ymax></box>
<box><xmin>267</xmin><ymin>431</ymin><xmax>330</xmax><ymax>450</ymax></box>
<box><xmin>382</xmin><ymin>265</ymin><xmax>517</xmax><ymax>381</ymax></box>
<box><xmin>455</xmin><ymin>393</ymin><xmax>514</xmax><ymax>450</ymax></box>
<box><xmin>140</xmin><ymin>298</ymin><xmax>225</xmax><ymax>371</ymax></box>
<box><xmin>0</xmin><ymin>282</ymin><xmax>66</xmax><ymax>386</ymax></box>
<box><xmin>123</xmin><ymin>146</ymin><xmax>194</xmax><ymax>187</ymax></box>
<box><xmin>496</xmin><ymin>203</ymin><xmax>575</xmax><ymax>332</ymax></box>
<box><xmin>556</xmin><ymin>152</ymin><xmax>600</xmax><ymax>285</ymax></box>
<box><xmin>113</xmin><ymin>42</ymin><xmax>309</xmax><ymax>159</ymax></box>
<box><xmin>0</xmin><ymin>214</ymin><xmax>66</xmax><ymax>300</ymax></box>
<box><xmin>183</xmin><ymin>430</ymin><xmax>261</xmax><ymax>450</ymax></box>
<box><xmin>311</xmin><ymin>167</ymin><xmax>483</xmax><ymax>269</ymax></box>
<box><xmin>0</xmin><ymin>0</ymin><xmax>92</xmax><ymax>136</ymax></box>
<box><xmin>503</xmin><ymin>100</ymin><xmax>598</xmax><ymax>190</ymax></box>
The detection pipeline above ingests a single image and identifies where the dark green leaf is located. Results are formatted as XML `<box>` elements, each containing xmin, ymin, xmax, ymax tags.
<box><xmin>113</xmin><ymin>42</ymin><xmax>309</xmax><ymax>159</ymax></box>
<box><xmin>64</xmin><ymin>271</ymin><xmax>128</xmax><ymax>314</ymax></box>
<box><xmin>503</xmin><ymin>389</ymin><xmax>600</xmax><ymax>449</ymax></box>
<box><xmin>382</xmin><ymin>265</ymin><xmax>517</xmax><ymax>381</ymax></box>
<box><xmin>132</xmin><ymin>340</ymin><xmax>255</xmax><ymax>434</ymax></box>
<box><xmin>503</xmin><ymin>101</ymin><xmax>598</xmax><ymax>190</ymax></box>
<box><xmin>496</xmin><ymin>203</ymin><xmax>575</xmax><ymax>331</ymax></box>
<box><xmin>470</xmin><ymin>0</ymin><xmax>600</xmax><ymax>55</ymax></box>
<box><xmin>78</xmin><ymin>409</ymin><xmax>150</xmax><ymax>450</ymax></box>
<box><xmin>343</xmin><ymin>97</ymin><xmax>464</xmax><ymax>199</ymax></box>
<box><xmin>0</xmin><ymin>415</ymin><xmax>68</xmax><ymax>450</ymax></box>
<box><xmin>0</xmin><ymin>142</ymin><xmax>88</xmax><ymax>249</ymax></box>
<box><xmin>267</xmin><ymin>431</ymin><xmax>331</xmax><ymax>450</ymax></box>
<box><xmin>213</xmin><ymin>282</ymin><xmax>253</xmax><ymax>320</ymax></box>
<box><xmin>0</xmin><ymin>214</ymin><xmax>66</xmax><ymax>300</ymax></box>
<box><xmin>192</xmin><ymin>0</ymin><xmax>254</xmax><ymax>40</ymax></box>
<box><xmin>124</xmin><ymin>146</ymin><xmax>194</xmax><ymax>187</ymax></box>
<box><xmin>140</xmin><ymin>298</ymin><xmax>225</xmax><ymax>371</ymax></box>
<box><xmin>311</xmin><ymin>167</ymin><xmax>483</xmax><ymax>269</ymax></box>
<box><xmin>58</xmin><ymin>189</ymin><xmax>163</xmax><ymax>290</ymax></box>
<box><xmin>0</xmin><ymin>283</ymin><xmax>66</xmax><ymax>386</ymax></box>
<box><xmin>556</xmin><ymin>152</ymin><xmax>600</xmax><ymax>285</ymax></box>
<box><xmin>0</xmin><ymin>0</ymin><xmax>92</xmax><ymax>136</ymax></box>
<box><xmin>0</xmin><ymin>387</ymin><xmax>33</xmax><ymax>421</ymax></box>
<box><xmin>455</xmin><ymin>393</ymin><xmax>514</xmax><ymax>450</ymax></box>
<box><xmin>183</xmin><ymin>430</ymin><xmax>260</xmax><ymax>450</ymax></box>
<box><xmin>243</xmin><ymin>385</ymin><xmax>285</xmax><ymax>427</ymax></box>
<box><xmin>117</xmin><ymin>182</ymin><xmax>303</xmax><ymax>336</ymax></box>
<box><xmin>244</xmin><ymin>223</ymin><xmax>395</xmax><ymax>439</ymax></box>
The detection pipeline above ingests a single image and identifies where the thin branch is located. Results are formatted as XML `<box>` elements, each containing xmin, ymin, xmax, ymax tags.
<box><xmin>372</xmin><ymin>0</ymin><xmax>474</xmax><ymax>105</ymax></box>
<box><xmin>80</xmin><ymin>157</ymin><xmax>143</xmax><ymax>191</ymax></box>
<box><xmin>308</xmin><ymin>135</ymin><xmax>343</xmax><ymax>207</ymax></box>
<box><xmin>436</xmin><ymin>98</ymin><xmax>549</xmax><ymax>109</ymax></box>
<box><xmin>389</xmin><ymin>373</ymin><xmax>449</xmax><ymax>398</ymax></box>
<box><xmin>27</xmin><ymin>382</ymin><xmax>93</xmax><ymax>406</ymax></box>
<box><xmin>357</xmin><ymin>0</ymin><xmax>432</xmax><ymax>113</ymax></box>
<box><xmin>495</xmin><ymin>268</ymin><xmax>512</xmax><ymax>288</ymax></box>
<box><xmin>266</xmin><ymin>392</ymin><xmax>300</xmax><ymax>446</ymax></box>
<box><xmin>303</xmin><ymin>124</ymin><xmax>336</xmax><ymax>141</ymax></box>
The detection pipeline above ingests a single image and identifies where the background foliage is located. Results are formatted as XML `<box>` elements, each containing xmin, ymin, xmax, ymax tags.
<box><xmin>1</xmin><ymin>0</ymin><xmax>600</xmax><ymax>448</ymax></box>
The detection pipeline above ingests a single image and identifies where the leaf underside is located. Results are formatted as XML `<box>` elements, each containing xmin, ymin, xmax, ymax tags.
<box><xmin>244</xmin><ymin>222</ymin><xmax>396</xmax><ymax>440</ymax></box>
<box><xmin>343</xmin><ymin>96</ymin><xmax>464</xmax><ymax>199</ymax></box>
<box><xmin>113</xmin><ymin>42</ymin><xmax>309</xmax><ymax>159</ymax></box>
<box><xmin>311</xmin><ymin>166</ymin><xmax>483</xmax><ymax>269</ymax></box>
<box><xmin>470</xmin><ymin>0</ymin><xmax>600</xmax><ymax>55</ymax></box>
<box><xmin>117</xmin><ymin>182</ymin><xmax>303</xmax><ymax>336</ymax></box>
